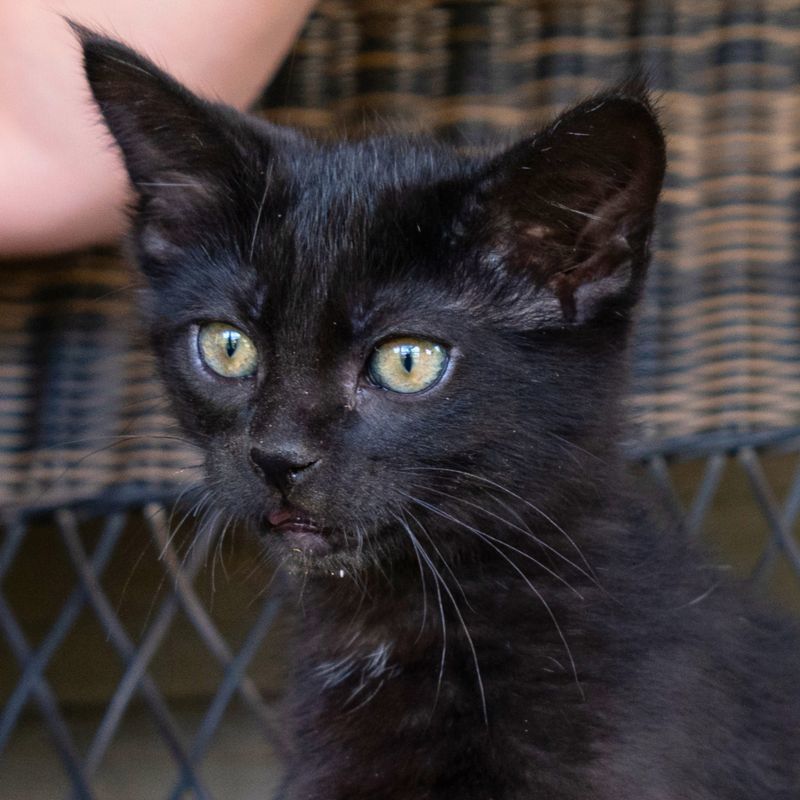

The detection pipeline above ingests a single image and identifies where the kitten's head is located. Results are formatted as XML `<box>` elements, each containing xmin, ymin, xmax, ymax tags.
<box><xmin>79</xmin><ymin>28</ymin><xmax>665</xmax><ymax>576</ymax></box>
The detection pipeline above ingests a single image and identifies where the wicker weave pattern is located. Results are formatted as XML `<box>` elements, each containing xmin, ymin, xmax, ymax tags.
<box><xmin>1</xmin><ymin>0</ymin><xmax>799</xmax><ymax>511</ymax></box>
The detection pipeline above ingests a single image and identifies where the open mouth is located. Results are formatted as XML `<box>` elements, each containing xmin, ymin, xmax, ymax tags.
<box><xmin>267</xmin><ymin>507</ymin><xmax>321</xmax><ymax>535</ymax></box>
<box><xmin>264</xmin><ymin>507</ymin><xmax>334</xmax><ymax>557</ymax></box>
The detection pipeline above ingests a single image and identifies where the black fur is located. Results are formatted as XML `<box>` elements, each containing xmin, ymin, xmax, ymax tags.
<box><xmin>78</xmin><ymin>25</ymin><xmax>800</xmax><ymax>799</ymax></box>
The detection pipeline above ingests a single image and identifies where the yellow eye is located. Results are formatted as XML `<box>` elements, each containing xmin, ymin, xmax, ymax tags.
<box><xmin>368</xmin><ymin>337</ymin><xmax>449</xmax><ymax>394</ymax></box>
<box><xmin>198</xmin><ymin>322</ymin><xmax>258</xmax><ymax>378</ymax></box>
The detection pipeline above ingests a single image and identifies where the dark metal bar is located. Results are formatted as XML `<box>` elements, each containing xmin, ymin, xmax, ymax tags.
<box><xmin>0</xmin><ymin>590</ymin><xmax>95</xmax><ymax>798</ymax></box>
<box><xmin>781</xmin><ymin>456</ymin><xmax>800</xmax><ymax>538</ymax></box>
<box><xmin>56</xmin><ymin>510</ymin><xmax>213</xmax><ymax>800</ymax></box>
<box><xmin>0</xmin><ymin>513</ymin><xmax>126</xmax><ymax>752</ymax></box>
<box><xmin>645</xmin><ymin>454</ymin><xmax>685</xmax><ymax>521</ymax></box>
<box><xmin>147</xmin><ymin>506</ymin><xmax>283</xmax><ymax>750</ymax></box>
<box><xmin>80</xmin><ymin>509</ymin><xmax>217</xmax><ymax>779</ymax></box>
<box><xmin>0</xmin><ymin>517</ymin><xmax>27</xmax><ymax>580</ymax></box>
<box><xmin>625</xmin><ymin>426</ymin><xmax>800</xmax><ymax>462</ymax></box>
<box><xmin>739</xmin><ymin>448</ymin><xmax>800</xmax><ymax>578</ymax></box>
<box><xmin>169</xmin><ymin>585</ymin><xmax>285</xmax><ymax>800</ymax></box>
<box><xmin>684</xmin><ymin>453</ymin><xmax>727</xmax><ymax>538</ymax></box>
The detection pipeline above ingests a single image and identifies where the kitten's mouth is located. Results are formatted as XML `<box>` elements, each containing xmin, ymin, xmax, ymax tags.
<box><xmin>263</xmin><ymin>507</ymin><xmax>334</xmax><ymax>557</ymax></box>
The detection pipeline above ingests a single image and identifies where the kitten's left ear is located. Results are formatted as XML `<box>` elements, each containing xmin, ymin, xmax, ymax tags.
<box><xmin>475</xmin><ymin>89</ymin><xmax>666</xmax><ymax>324</ymax></box>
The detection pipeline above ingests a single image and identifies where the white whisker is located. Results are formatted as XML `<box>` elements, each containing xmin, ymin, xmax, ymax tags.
<box><xmin>403</xmin><ymin>492</ymin><xmax>584</xmax><ymax>701</ymax></box>
<box><xmin>249</xmin><ymin>175</ymin><xmax>270</xmax><ymax>261</ymax></box>
<box><xmin>415</xmin><ymin>483</ymin><xmax>590</xmax><ymax>595</ymax></box>
<box><xmin>393</xmin><ymin>509</ymin><xmax>488</xmax><ymax>725</ymax></box>
<box><xmin>401</xmin><ymin>466</ymin><xmax>597</xmax><ymax>581</ymax></box>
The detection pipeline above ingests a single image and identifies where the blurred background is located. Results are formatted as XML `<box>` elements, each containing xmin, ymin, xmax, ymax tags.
<box><xmin>1</xmin><ymin>1</ymin><xmax>799</xmax><ymax>797</ymax></box>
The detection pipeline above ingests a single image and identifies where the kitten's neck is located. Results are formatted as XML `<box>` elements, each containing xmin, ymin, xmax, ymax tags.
<box><xmin>287</xmin><ymin>494</ymin><xmax>612</xmax><ymax>681</ymax></box>
<box><xmin>282</xmin><ymin>507</ymin><xmax>616</xmax><ymax>799</ymax></box>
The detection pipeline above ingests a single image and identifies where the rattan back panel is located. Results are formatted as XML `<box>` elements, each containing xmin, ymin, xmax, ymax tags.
<box><xmin>2</xmin><ymin>0</ymin><xmax>799</xmax><ymax>512</ymax></box>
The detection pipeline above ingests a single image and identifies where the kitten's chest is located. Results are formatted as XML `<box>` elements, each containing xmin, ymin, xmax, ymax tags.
<box><xmin>285</xmin><ymin>624</ymin><xmax>600</xmax><ymax>800</ymax></box>
<box><xmin>311</xmin><ymin>641</ymin><xmax>403</xmax><ymax>708</ymax></box>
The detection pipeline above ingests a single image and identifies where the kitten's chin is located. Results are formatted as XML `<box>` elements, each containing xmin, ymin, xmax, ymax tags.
<box><xmin>258</xmin><ymin>507</ymin><xmax>358</xmax><ymax>575</ymax></box>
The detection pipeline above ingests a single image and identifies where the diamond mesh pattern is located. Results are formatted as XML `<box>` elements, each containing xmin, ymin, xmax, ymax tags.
<box><xmin>0</xmin><ymin>508</ymin><xmax>285</xmax><ymax>799</ymax></box>
<box><xmin>1</xmin><ymin>445</ymin><xmax>799</xmax><ymax>798</ymax></box>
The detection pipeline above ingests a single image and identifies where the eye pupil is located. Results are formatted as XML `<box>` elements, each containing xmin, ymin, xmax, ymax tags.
<box><xmin>369</xmin><ymin>338</ymin><xmax>448</xmax><ymax>394</ymax></box>
<box><xmin>198</xmin><ymin>322</ymin><xmax>257</xmax><ymax>378</ymax></box>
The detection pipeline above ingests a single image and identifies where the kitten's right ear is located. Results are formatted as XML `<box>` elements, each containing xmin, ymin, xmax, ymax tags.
<box><xmin>72</xmin><ymin>22</ymin><xmax>257</xmax><ymax>257</ymax></box>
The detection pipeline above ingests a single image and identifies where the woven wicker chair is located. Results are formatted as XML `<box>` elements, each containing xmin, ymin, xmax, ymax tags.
<box><xmin>1</xmin><ymin>2</ymin><xmax>799</xmax><ymax>797</ymax></box>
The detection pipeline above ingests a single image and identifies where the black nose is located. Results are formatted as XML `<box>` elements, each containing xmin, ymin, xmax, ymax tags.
<box><xmin>249</xmin><ymin>447</ymin><xmax>320</xmax><ymax>496</ymax></box>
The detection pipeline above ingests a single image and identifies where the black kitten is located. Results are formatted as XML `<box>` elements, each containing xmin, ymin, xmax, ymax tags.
<box><xmin>78</xmin><ymin>26</ymin><xmax>800</xmax><ymax>800</ymax></box>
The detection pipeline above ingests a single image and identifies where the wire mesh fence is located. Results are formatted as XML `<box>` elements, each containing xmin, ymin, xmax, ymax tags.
<box><xmin>1</xmin><ymin>444</ymin><xmax>799</xmax><ymax>799</ymax></box>
<box><xmin>0</xmin><ymin>506</ymin><xmax>287</xmax><ymax>799</ymax></box>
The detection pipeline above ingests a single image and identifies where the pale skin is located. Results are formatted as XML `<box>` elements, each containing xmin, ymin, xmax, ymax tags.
<box><xmin>0</xmin><ymin>0</ymin><xmax>317</xmax><ymax>257</ymax></box>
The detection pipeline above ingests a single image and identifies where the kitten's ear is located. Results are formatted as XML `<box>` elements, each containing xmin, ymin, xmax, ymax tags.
<box><xmin>476</xmin><ymin>89</ymin><xmax>666</xmax><ymax>324</ymax></box>
<box><xmin>73</xmin><ymin>23</ymin><xmax>256</xmax><ymax>257</ymax></box>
